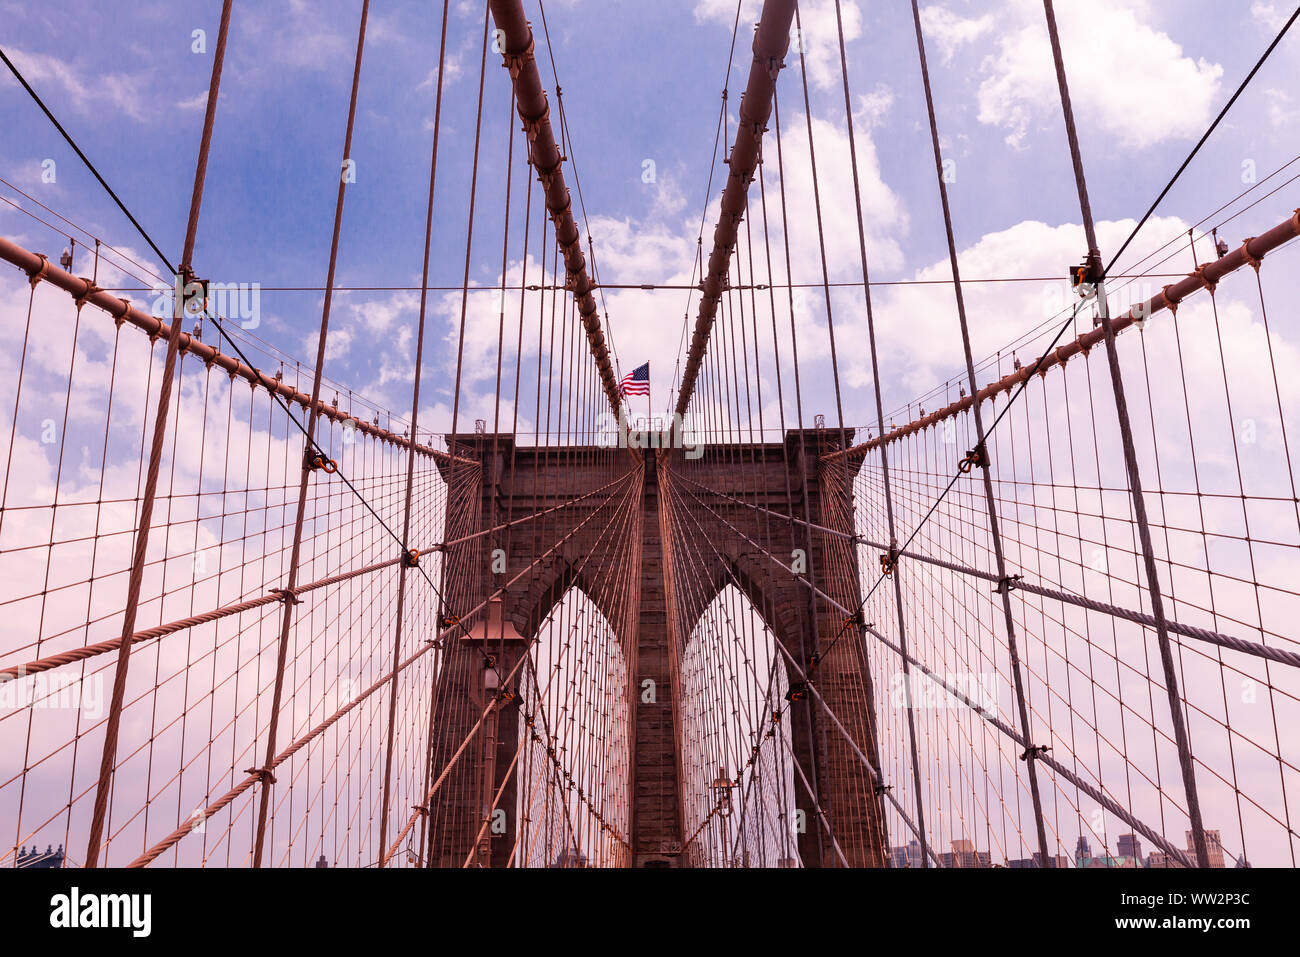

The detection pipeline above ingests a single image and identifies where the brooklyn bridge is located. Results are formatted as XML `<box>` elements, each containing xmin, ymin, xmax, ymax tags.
<box><xmin>1</xmin><ymin>0</ymin><xmax>1297</xmax><ymax>870</ymax></box>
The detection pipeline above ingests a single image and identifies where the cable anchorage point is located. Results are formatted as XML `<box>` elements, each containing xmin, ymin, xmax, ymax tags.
<box><xmin>959</xmin><ymin>443</ymin><xmax>990</xmax><ymax>474</ymax></box>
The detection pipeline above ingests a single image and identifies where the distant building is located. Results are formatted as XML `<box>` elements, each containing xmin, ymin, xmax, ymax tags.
<box><xmin>1130</xmin><ymin>829</ymin><xmax>1229</xmax><ymax>868</ymax></box>
<box><xmin>1078</xmin><ymin>842</ymin><xmax>1139</xmax><ymax>868</ymax></box>
<box><xmin>942</xmin><ymin>839</ymin><xmax>991</xmax><ymax>869</ymax></box>
<box><xmin>1006</xmin><ymin>853</ymin><xmax>1070</xmax><ymax>868</ymax></box>
<box><xmin>1075</xmin><ymin>835</ymin><xmax>1091</xmax><ymax>866</ymax></box>
<box><xmin>1192</xmin><ymin>830</ymin><xmax>1227</xmax><ymax>868</ymax></box>
<box><xmin>1117</xmin><ymin>833</ymin><xmax>1144</xmax><ymax>866</ymax></box>
<box><xmin>17</xmin><ymin>844</ymin><xmax>64</xmax><ymax>868</ymax></box>
<box><xmin>315</xmin><ymin>854</ymin><xmax>329</xmax><ymax>868</ymax></box>
<box><xmin>1149</xmin><ymin>830</ymin><xmax>1227</xmax><ymax>868</ymax></box>
<box><xmin>891</xmin><ymin>839</ymin><xmax>924</xmax><ymax>868</ymax></box>
<box><xmin>551</xmin><ymin>847</ymin><xmax>589</xmax><ymax>868</ymax></box>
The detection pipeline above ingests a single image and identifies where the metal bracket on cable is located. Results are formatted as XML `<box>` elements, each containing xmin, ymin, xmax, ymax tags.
<box><xmin>27</xmin><ymin>253</ymin><xmax>49</xmax><ymax>289</ymax></box>
<box><xmin>519</xmin><ymin>106</ymin><xmax>549</xmax><ymax>144</ymax></box>
<box><xmin>244</xmin><ymin>765</ymin><xmax>278</xmax><ymax>786</ymax></box>
<box><xmin>1020</xmin><ymin>745</ymin><xmax>1051</xmax><ymax>764</ymax></box>
<box><xmin>303</xmin><ymin>448</ymin><xmax>338</xmax><ymax>474</ymax></box>
<box><xmin>268</xmin><ymin>587</ymin><xmax>301</xmax><ymax>606</ymax></box>
<box><xmin>879</xmin><ymin>545</ymin><xmax>900</xmax><ymax>577</ymax></box>
<box><xmin>1069</xmin><ymin>250</ymin><xmax>1103</xmax><ymax>298</ymax></box>
<box><xmin>499</xmin><ymin>28</ymin><xmax>535</xmax><ymax>78</ymax></box>
<box><xmin>1240</xmin><ymin>237</ymin><xmax>1263</xmax><ymax>271</ymax></box>
<box><xmin>994</xmin><ymin>574</ymin><xmax>1023</xmax><ymax>596</ymax></box>
<box><xmin>402</xmin><ymin>548</ymin><xmax>420</xmax><ymax>568</ymax></box>
<box><xmin>439</xmin><ymin>614</ymin><xmax>460</xmax><ymax>630</ymax></box>
<box><xmin>959</xmin><ymin>443</ymin><xmax>990</xmax><ymax>474</ymax></box>
<box><xmin>785</xmin><ymin>682</ymin><xmax>809</xmax><ymax>703</ymax></box>
<box><xmin>74</xmin><ymin>279</ymin><xmax>101</xmax><ymax>311</ymax></box>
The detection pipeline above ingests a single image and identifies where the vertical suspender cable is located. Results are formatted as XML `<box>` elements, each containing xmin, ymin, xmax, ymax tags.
<box><xmin>909</xmin><ymin>0</ymin><xmax>1050</xmax><ymax>866</ymax></box>
<box><xmin>1040</xmin><ymin>0</ymin><xmax>1208</xmax><ymax>866</ymax></box>
<box><xmin>85</xmin><ymin>0</ymin><xmax>234</xmax><ymax>868</ymax></box>
<box><xmin>380</xmin><ymin>0</ymin><xmax>451</xmax><ymax>863</ymax></box>
<box><xmin>252</xmin><ymin>0</ymin><xmax>371</xmax><ymax>869</ymax></box>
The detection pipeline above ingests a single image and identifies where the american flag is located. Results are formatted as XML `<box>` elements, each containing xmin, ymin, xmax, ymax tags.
<box><xmin>620</xmin><ymin>362</ymin><xmax>650</xmax><ymax>397</ymax></box>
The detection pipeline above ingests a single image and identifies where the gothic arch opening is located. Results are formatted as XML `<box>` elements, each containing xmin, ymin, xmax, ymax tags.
<box><xmin>514</xmin><ymin>586</ymin><xmax>630</xmax><ymax>867</ymax></box>
<box><xmin>677</xmin><ymin>584</ymin><xmax>801</xmax><ymax>867</ymax></box>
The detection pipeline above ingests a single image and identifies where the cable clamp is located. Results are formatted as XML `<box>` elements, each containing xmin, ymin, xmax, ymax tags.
<box><xmin>439</xmin><ymin>614</ymin><xmax>460</xmax><ymax>630</ymax></box>
<box><xmin>304</xmin><ymin>449</ymin><xmax>338</xmax><ymax>474</ymax></box>
<box><xmin>74</xmin><ymin>279</ymin><xmax>102</xmax><ymax>311</ymax></box>
<box><xmin>1160</xmin><ymin>284</ymin><xmax>1179</xmax><ymax>317</ymax></box>
<box><xmin>874</xmin><ymin>784</ymin><xmax>893</xmax><ymax>796</ymax></box>
<box><xmin>1239</xmin><ymin>237</ymin><xmax>1262</xmax><ymax>272</ymax></box>
<box><xmin>25</xmin><ymin>250</ymin><xmax>50</xmax><ymax>287</ymax></box>
<box><xmin>245</xmin><ymin>765</ymin><xmax>278</xmax><ymax>785</ymax></box>
<box><xmin>412</xmin><ymin>804</ymin><xmax>429</xmax><ymax>817</ymax></box>
<box><xmin>268</xmin><ymin>587</ymin><xmax>301</xmax><ymax>606</ymax></box>
<box><xmin>879</xmin><ymin>546</ymin><xmax>900</xmax><ymax>577</ymax></box>
<box><xmin>1020</xmin><ymin>745</ymin><xmax>1050</xmax><ymax>763</ymax></box>
<box><xmin>993</xmin><ymin>574</ymin><xmax>1023</xmax><ymax>596</ymax></box>
<box><xmin>519</xmin><ymin>102</ymin><xmax>549</xmax><ymax>142</ymax></box>
<box><xmin>1193</xmin><ymin>263</ymin><xmax>1218</xmax><ymax>294</ymax></box>
<box><xmin>403</xmin><ymin>548</ymin><xmax>420</xmax><ymax>568</ymax></box>
<box><xmin>959</xmin><ymin>443</ymin><xmax>990</xmax><ymax>474</ymax></box>
<box><xmin>785</xmin><ymin>681</ymin><xmax>809</xmax><ymax>702</ymax></box>
<box><xmin>500</xmin><ymin>29</ymin><xmax>535</xmax><ymax>78</ymax></box>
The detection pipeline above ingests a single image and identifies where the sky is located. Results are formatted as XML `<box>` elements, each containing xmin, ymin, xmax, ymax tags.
<box><xmin>2</xmin><ymin>0</ymin><xmax>1297</xmax><ymax>436</ymax></box>
<box><xmin>2</xmin><ymin>0</ymin><xmax>1299</xmax><ymax>868</ymax></box>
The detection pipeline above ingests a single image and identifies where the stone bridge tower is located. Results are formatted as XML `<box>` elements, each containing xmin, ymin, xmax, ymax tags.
<box><xmin>427</xmin><ymin>429</ymin><xmax>887</xmax><ymax>868</ymax></box>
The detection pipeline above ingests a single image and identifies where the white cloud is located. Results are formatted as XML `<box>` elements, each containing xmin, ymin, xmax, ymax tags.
<box><xmin>975</xmin><ymin>0</ymin><xmax>1223</xmax><ymax>150</ymax></box>
<box><xmin>852</xmin><ymin>215</ymin><xmax>1196</xmax><ymax>398</ymax></box>
<box><xmin>693</xmin><ymin>0</ymin><xmax>862</xmax><ymax>92</ymax></box>
<box><xmin>919</xmin><ymin>5</ymin><xmax>994</xmax><ymax>63</ymax></box>
<box><xmin>1250</xmin><ymin>1</ymin><xmax>1291</xmax><ymax>31</ymax></box>
<box><xmin>856</xmin><ymin>83</ymin><xmax>894</xmax><ymax>127</ymax></box>
<box><xmin>417</xmin><ymin>55</ymin><xmax>464</xmax><ymax>92</ymax></box>
<box><xmin>0</xmin><ymin>48</ymin><xmax>152</xmax><ymax>122</ymax></box>
<box><xmin>1265</xmin><ymin>88</ymin><xmax>1299</xmax><ymax>128</ymax></box>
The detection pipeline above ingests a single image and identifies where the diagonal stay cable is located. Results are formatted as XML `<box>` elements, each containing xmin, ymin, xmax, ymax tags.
<box><xmin>1101</xmin><ymin>4</ymin><xmax>1299</xmax><ymax>278</ymax></box>
<box><xmin>816</xmin><ymin>8</ymin><xmax>1297</xmax><ymax>666</ymax></box>
<box><xmin>0</xmin><ymin>38</ymin><xmax>560</xmax><ymax>671</ymax></box>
